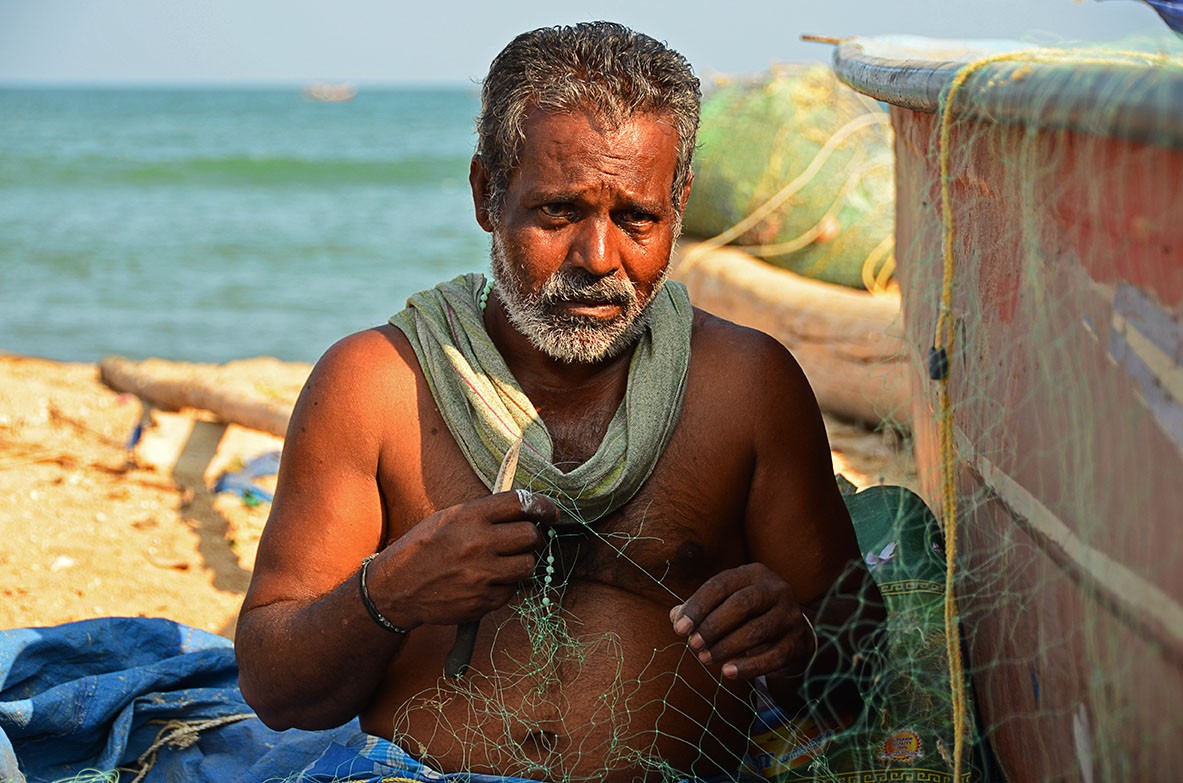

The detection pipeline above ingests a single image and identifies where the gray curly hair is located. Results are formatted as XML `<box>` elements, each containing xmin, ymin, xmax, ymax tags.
<box><xmin>476</xmin><ymin>21</ymin><xmax>701</xmax><ymax>223</ymax></box>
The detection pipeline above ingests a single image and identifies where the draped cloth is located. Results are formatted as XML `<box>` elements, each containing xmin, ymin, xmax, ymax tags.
<box><xmin>389</xmin><ymin>273</ymin><xmax>693</xmax><ymax>525</ymax></box>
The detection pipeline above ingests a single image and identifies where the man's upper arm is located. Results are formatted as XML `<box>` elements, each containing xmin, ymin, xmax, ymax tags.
<box><xmin>741</xmin><ymin>332</ymin><xmax>861</xmax><ymax>604</ymax></box>
<box><xmin>242</xmin><ymin>327</ymin><xmax>411</xmax><ymax>611</ymax></box>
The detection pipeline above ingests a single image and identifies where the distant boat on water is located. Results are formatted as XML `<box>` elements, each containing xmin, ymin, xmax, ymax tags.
<box><xmin>302</xmin><ymin>82</ymin><xmax>357</xmax><ymax>102</ymax></box>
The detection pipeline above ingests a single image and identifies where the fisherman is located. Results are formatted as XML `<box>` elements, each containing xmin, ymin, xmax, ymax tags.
<box><xmin>236</xmin><ymin>21</ymin><xmax>884</xmax><ymax>781</ymax></box>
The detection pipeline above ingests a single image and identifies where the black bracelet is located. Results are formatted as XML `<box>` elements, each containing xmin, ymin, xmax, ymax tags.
<box><xmin>358</xmin><ymin>553</ymin><xmax>408</xmax><ymax>634</ymax></box>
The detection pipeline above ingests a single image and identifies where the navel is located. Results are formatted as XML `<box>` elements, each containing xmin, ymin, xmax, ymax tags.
<box><xmin>523</xmin><ymin>727</ymin><xmax>560</xmax><ymax>752</ymax></box>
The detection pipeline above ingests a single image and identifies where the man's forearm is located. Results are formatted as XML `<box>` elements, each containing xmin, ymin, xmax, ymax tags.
<box><xmin>236</xmin><ymin>560</ymin><xmax>408</xmax><ymax>731</ymax></box>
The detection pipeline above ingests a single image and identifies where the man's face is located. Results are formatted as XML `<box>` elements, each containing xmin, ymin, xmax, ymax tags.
<box><xmin>478</xmin><ymin>109</ymin><xmax>687</xmax><ymax>364</ymax></box>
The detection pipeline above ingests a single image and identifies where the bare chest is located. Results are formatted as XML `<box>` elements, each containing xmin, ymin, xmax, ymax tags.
<box><xmin>367</xmin><ymin>388</ymin><xmax>759</xmax><ymax>775</ymax></box>
<box><xmin>378</xmin><ymin>399</ymin><xmax>753</xmax><ymax>600</ymax></box>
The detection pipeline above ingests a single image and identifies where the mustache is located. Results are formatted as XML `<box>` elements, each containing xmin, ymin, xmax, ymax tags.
<box><xmin>539</xmin><ymin>269</ymin><xmax>637</xmax><ymax>307</ymax></box>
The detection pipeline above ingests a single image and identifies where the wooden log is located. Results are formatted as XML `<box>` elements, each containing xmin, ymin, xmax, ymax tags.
<box><xmin>99</xmin><ymin>356</ymin><xmax>312</xmax><ymax>438</ymax></box>
<box><xmin>671</xmin><ymin>240</ymin><xmax>912</xmax><ymax>428</ymax></box>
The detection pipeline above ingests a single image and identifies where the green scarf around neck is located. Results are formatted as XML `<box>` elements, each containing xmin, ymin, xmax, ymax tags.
<box><xmin>389</xmin><ymin>273</ymin><xmax>693</xmax><ymax>525</ymax></box>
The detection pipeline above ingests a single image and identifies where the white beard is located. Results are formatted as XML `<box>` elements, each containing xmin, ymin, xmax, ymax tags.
<box><xmin>489</xmin><ymin>232</ymin><xmax>667</xmax><ymax>365</ymax></box>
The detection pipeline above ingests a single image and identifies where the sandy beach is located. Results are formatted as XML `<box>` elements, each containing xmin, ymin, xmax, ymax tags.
<box><xmin>0</xmin><ymin>352</ymin><xmax>916</xmax><ymax>639</ymax></box>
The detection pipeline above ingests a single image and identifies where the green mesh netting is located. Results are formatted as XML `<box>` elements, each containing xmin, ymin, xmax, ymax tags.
<box><xmin>377</xmin><ymin>482</ymin><xmax>975</xmax><ymax>783</ymax></box>
<box><xmin>682</xmin><ymin>64</ymin><xmax>896</xmax><ymax>291</ymax></box>
<box><xmin>751</xmin><ymin>485</ymin><xmax>981</xmax><ymax>781</ymax></box>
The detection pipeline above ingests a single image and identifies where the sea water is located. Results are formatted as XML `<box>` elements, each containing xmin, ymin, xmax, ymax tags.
<box><xmin>0</xmin><ymin>87</ymin><xmax>487</xmax><ymax>363</ymax></box>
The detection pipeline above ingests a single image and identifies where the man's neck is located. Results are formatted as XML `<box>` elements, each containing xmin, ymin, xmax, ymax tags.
<box><xmin>484</xmin><ymin>296</ymin><xmax>635</xmax><ymax>468</ymax></box>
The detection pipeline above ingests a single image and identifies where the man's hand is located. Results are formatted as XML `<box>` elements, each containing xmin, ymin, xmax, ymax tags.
<box><xmin>368</xmin><ymin>490</ymin><xmax>558</xmax><ymax>629</ymax></box>
<box><xmin>669</xmin><ymin>563</ymin><xmax>815</xmax><ymax>681</ymax></box>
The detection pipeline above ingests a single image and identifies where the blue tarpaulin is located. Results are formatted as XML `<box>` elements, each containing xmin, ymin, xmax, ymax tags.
<box><xmin>0</xmin><ymin>617</ymin><xmax>541</xmax><ymax>782</ymax></box>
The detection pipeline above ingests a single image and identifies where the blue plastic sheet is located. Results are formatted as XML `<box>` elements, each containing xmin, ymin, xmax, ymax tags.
<box><xmin>0</xmin><ymin>617</ymin><xmax>342</xmax><ymax>781</ymax></box>
<box><xmin>0</xmin><ymin>617</ymin><xmax>545</xmax><ymax>782</ymax></box>
<box><xmin>213</xmin><ymin>451</ymin><xmax>282</xmax><ymax>504</ymax></box>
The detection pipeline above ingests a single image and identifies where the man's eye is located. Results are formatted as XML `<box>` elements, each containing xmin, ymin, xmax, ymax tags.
<box><xmin>619</xmin><ymin>210</ymin><xmax>656</xmax><ymax>227</ymax></box>
<box><xmin>539</xmin><ymin>204</ymin><xmax>572</xmax><ymax>219</ymax></box>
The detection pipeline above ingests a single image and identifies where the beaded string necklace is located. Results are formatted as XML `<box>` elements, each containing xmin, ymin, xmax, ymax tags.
<box><xmin>478</xmin><ymin>278</ymin><xmax>493</xmax><ymax>311</ymax></box>
<box><xmin>540</xmin><ymin>529</ymin><xmax>559</xmax><ymax>610</ymax></box>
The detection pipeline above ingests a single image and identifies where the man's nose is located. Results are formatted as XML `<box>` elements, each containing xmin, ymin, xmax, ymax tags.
<box><xmin>568</xmin><ymin>216</ymin><xmax>618</xmax><ymax>277</ymax></box>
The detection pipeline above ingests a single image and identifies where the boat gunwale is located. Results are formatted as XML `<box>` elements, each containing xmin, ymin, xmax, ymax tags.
<box><xmin>832</xmin><ymin>35</ymin><xmax>1183</xmax><ymax>149</ymax></box>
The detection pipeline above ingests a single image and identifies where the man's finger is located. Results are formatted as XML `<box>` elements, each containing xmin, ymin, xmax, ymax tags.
<box><xmin>670</xmin><ymin>567</ymin><xmax>755</xmax><ymax>635</ymax></box>
<box><xmin>477</xmin><ymin>490</ymin><xmax>560</xmax><ymax>525</ymax></box>
<box><xmin>688</xmin><ymin>585</ymin><xmax>778</xmax><ymax>651</ymax></box>
<box><xmin>455</xmin><ymin>584</ymin><xmax>519</xmax><ymax>622</ymax></box>
<box><xmin>718</xmin><ymin>641</ymin><xmax>795</xmax><ymax>681</ymax></box>
<box><xmin>695</xmin><ymin>619</ymin><xmax>790</xmax><ymax>667</ymax></box>
<box><xmin>489</xmin><ymin>551</ymin><xmax>539</xmax><ymax>584</ymax></box>
<box><xmin>490</xmin><ymin>521</ymin><xmax>545</xmax><ymax>555</ymax></box>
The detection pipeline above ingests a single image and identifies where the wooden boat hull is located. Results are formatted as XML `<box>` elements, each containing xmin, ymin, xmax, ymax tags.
<box><xmin>835</xmin><ymin>36</ymin><xmax>1183</xmax><ymax>782</ymax></box>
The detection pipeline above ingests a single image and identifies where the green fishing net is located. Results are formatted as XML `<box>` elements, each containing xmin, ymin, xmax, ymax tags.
<box><xmin>749</xmin><ymin>486</ymin><xmax>982</xmax><ymax>782</ymax></box>
<box><xmin>378</xmin><ymin>481</ymin><xmax>976</xmax><ymax>783</ymax></box>
<box><xmin>683</xmin><ymin>64</ymin><xmax>896</xmax><ymax>291</ymax></box>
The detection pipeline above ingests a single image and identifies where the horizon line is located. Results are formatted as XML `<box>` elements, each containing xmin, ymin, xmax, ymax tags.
<box><xmin>0</xmin><ymin>78</ymin><xmax>481</xmax><ymax>90</ymax></box>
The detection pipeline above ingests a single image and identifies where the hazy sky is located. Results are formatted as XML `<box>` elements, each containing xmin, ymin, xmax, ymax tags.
<box><xmin>0</xmin><ymin>0</ymin><xmax>1172</xmax><ymax>85</ymax></box>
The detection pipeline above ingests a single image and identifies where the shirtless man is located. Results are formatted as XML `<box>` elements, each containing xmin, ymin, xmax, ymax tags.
<box><xmin>236</xmin><ymin>22</ymin><xmax>884</xmax><ymax>782</ymax></box>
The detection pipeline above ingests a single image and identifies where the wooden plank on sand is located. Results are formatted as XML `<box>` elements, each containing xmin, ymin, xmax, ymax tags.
<box><xmin>99</xmin><ymin>356</ymin><xmax>312</xmax><ymax>438</ymax></box>
<box><xmin>672</xmin><ymin>241</ymin><xmax>911</xmax><ymax>428</ymax></box>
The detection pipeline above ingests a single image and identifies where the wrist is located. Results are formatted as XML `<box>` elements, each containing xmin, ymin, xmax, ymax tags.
<box><xmin>358</xmin><ymin>553</ymin><xmax>413</xmax><ymax>634</ymax></box>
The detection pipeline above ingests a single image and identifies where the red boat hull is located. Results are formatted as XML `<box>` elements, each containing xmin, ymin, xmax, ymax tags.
<box><xmin>837</xmin><ymin>37</ymin><xmax>1183</xmax><ymax>782</ymax></box>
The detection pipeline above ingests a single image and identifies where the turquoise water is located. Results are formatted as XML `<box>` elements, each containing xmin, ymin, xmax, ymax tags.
<box><xmin>0</xmin><ymin>87</ymin><xmax>488</xmax><ymax>363</ymax></box>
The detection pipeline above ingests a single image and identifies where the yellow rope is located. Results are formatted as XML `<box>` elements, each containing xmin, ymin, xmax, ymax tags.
<box><xmin>935</xmin><ymin>47</ymin><xmax>1045</xmax><ymax>783</ymax></box>
<box><xmin>860</xmin><ymin>234</ymin><xmax>896</xmax><ymax>295</ymax></box>
<box><xmin>933</xmin><ymin>44</ymin><xmax>1180</xmax><ymax>780</ymax></box>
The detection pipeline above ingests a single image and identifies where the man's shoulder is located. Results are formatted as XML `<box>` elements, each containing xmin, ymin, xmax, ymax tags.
<box><xmin>687</xmin><ymin>307</ymin><xmax>817</xmax><ymax>408</ymax></box>
<box><xmin>690</xmin><ymin>307</ymin><xmax>801</xmax><ymax>372</ymax></box>
<box><xmin>279</xmin><ymin>325</ymin><xmax>425</xmax><ymax>474</ymax></box>
<box><xmin>307</xmin><ymin>324</ymin><xmax>422</xmax><ymax>399</ymax></box>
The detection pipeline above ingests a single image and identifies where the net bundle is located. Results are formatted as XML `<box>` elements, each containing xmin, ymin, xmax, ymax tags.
<box><xmin>382</xmin><ymin>481</ymin><xmax>963</xmax><ymax>783</ymax></box>
<box><xmin>682</xmin><ymin>63</ymin><xmax>896</xmax><ymax>292</ymax></box>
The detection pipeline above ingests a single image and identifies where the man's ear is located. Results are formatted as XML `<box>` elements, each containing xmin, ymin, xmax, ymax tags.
<box><xmin>470</xmin><ymin>156</ymin><xmax>495</xmax><ymax>233</ymax></box>
<box><xmin>678</xmin><ymin>170</ymin><xmax>695</xmax><ymax>214</ymax></box>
